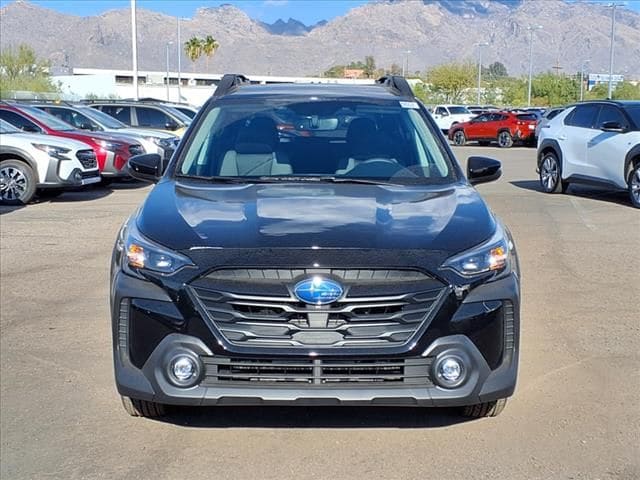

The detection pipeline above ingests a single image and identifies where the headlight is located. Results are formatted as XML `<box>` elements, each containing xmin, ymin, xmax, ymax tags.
<box><xmin>147</xmin><ymin>136</ymin><xmax>178</xmax><ymax>148</ymax></box>
<box><xmin>441</xmin><ymin>223</ymin><xmax>513</xmax><ymax>277</ymax></box>
<box><xmin>32</xmin><ymin>143</ymin><xmax>71</xmax><ymax>160</ymax></box>
<box><xmin>93</xmin><ymin>139</ymin><xmax>124</xmax><ymax>151</ymax></box>
<box><xmin>116</xmin><ymin>217</ymin><xmax>193</xmax><ymax>275</ymax></box>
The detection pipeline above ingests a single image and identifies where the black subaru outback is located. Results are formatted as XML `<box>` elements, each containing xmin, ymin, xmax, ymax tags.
<box><xmin>111</xmin><ymin>75</ymin><xmax>520</xmax><ymax>419</ymax></box>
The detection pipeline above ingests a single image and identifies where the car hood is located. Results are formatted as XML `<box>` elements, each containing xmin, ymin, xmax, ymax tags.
<box><xmin>116</xmin><ymin>127</ymin><xmax>176</xmax><ymax>139</ymax></box>
<box><xmin>1</xmin><ymin>132</ymin><xmax>93</xmax><ymax>150</ymax></box>
<box><xmin>137</xmin><ymin>181</ymin><xmax>496</xmax><ymax>255</ymax></box>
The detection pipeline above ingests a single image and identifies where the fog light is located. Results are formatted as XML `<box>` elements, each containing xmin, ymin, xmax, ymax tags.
<box><xmin>74</xmin><ymin>171</ymin><xmax>83</xmax><ymax>182</ymax></box>
<box><xmin>167</xmin><ymin>354</ymin><xmax>201</xmax><ymax>387</ymax></box>
<box><xmin>434</xmin><ymin>354</ymin><xmax>467</xmax><ymax>388</ymax></box>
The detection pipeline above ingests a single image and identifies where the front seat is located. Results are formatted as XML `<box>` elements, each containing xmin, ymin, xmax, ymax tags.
<box><xmin>335</xmin><ymin>118</ymin><xmax>393</xmax><ymax>175</ymax></box>
<box><xmin>220</xmin><ymin>117</ymin><xmax>292</xmax><ymax>176</ymax></box>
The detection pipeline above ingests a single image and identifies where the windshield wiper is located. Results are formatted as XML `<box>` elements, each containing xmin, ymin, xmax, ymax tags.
<box><xmin>177</xmin><ymin>175</ymin><xmax>289</xmax><ymax>184</ymax></box>
<box><xmin>317</xmin><ymin>176</ymin><xmax>403</xmax><ymax>186</ymax></box>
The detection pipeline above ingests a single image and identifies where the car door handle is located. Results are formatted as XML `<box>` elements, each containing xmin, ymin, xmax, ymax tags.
<box><xmin>558</xmin><ymin>135</ymin><xmax>567</xmax><ymax>141</ymax></box>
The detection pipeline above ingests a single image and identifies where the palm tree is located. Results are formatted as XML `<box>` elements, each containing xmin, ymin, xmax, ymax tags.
<box><xmin>184</xmin><ymin>37</ymin><xmax>203</xmax><ymax>70</ymax></box>
<box><xmin>201</xmin><ymin>35</ymin><xmax>219</xmax><ymax>71</ymax></box>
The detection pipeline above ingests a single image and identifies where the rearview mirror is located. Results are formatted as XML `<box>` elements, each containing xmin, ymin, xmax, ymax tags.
<box><xmin>21</xmin><ymin>125</ymin><xmax>41</xmax><ymax>133</ymax></box>
<box><xmin>79</xmin><ymin>122</ymin><xmax>96</xmax><ymax>131</ymax></box>
<box><xmin>600</xmin><ymin>121</ymin><xmax>626</xmax><ymax>133</ymax></box>
<box><xmin>467</xmin><ymin>156</ymin><xmax>502</xmax><ymax>185</ymax></box>
<box><xmin>127</xmin><ymin>153</ymin><xmax>162</xmax><ymax>183</ymax></box>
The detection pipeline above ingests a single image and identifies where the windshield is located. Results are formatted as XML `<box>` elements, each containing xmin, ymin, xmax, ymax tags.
<box><xmin>80</xmin><ymin>107</ymin><xmax>128</xmax><ymax>129</ymax></box>
<box><xmin>19</xmin><ymin>105</ymin><xmax>75</xmax><ymax>131</ymax></box>
<box><xmin>626</xmin><ymin>105</ymin><xmax>640</xmax><ymax>129</ymax></box>
<box><xmin>178</xmin><ymin>98</ymin><xmax>457</xmax><ymax>185</ymax></box>
<box><xmin>448</xmin><ymin>106</ymin><xmax>471</xmax><ymax>115</ymax></box>
<box><xmin>176</xmin><ymin>107</ymin><xmax>196</xmax><ymax>119</ymax></box>
<box><xmin>0</xmin><ymin>119</ymin><xmax>21</xmax><ymax>134</ymax></box>
<box><xmin>164</xmin><ymin>106</ymin><xmax>192</xmax><ymax>125</ymax></box>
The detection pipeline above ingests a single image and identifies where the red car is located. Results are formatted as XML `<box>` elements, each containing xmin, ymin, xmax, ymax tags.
<box><xmin>448</xmin><ymin>111</ymin><xmax>538</xmax><ymax>148</ymax></box>
<box><xmin>0</xmin><ymin>103</ymin><xmax>144</xmax><ymax>180</ymax></box>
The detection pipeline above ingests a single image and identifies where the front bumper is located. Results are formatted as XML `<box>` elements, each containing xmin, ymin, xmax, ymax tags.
<box><xmin>111</xmin><ymin>270</ymin><xmax>520</xmax><ymax>407</ymax></box>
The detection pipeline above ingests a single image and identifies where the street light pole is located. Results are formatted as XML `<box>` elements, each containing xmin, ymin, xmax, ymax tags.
<box><xmin>402</xmin><ymin>50</ymin><xmax>411</xmax><ymax>77</ymax></box>
<box><xmin>526</xmin><ymin>25</ymin><xmax>542</xmax><ymax>107</ymax></box>
<box><xmin>475</xmin><ymin>42</ymin><xmax>488</xmax><ymax>105</ymax></box>
<box><xmin>607</xmin><ymin>3</ymin><xmax>625</xmax><ymax>99</ymax></box>
<box><xmin>165</xmin><ymin>41</ymin><xmax>173</xmax><ymax>101</ymax></box>
<box><xmin>177</xmin><ymin>17</ymin><xmax>182</xmax><ymax>102</ymax></box>
<box><xmin>130</xmin><ymin>0</ymin><xmax>139</xmax><ymax>100</ymax></box>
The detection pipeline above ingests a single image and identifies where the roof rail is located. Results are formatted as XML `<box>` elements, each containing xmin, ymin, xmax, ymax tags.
<box><xmin>213</xmin><ymin>74</ymin><xmax>250</xmax><ymax>97</ymax></box>
<box><xmin>376</xmin><ymin>75</ymin><xmax>414</xmax><ymax>97</ymax></box>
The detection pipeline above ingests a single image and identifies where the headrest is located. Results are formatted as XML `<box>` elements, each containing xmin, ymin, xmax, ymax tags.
<box><xmin>236</xmin><ymin>116</ymin><xmax>278</xmax><ymax>152</ymax></box>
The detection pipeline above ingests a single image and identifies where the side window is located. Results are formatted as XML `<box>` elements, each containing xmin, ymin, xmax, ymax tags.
<box><xmin>0</xmin><ymin>110</ymin><xmax>41</xmax><ymax>132</ymax></box>
<box><xmin>135</xmin><ymin>107</ymin><xmax>171</xmax><ymax>128</ymax></box>
<box><xmin>564</xmin><ymin>105</ymin><xmax>599</xmax><ymax>129</ymax></box>
<box><xmin>45</xmin><ymin>107</ymin><xmax>79</xmax><ymax>128</ymax></box>
<box><xmin>596</xmin><ymin>105</ymin><xmax>628</xmax><ymax>129</ymax></box>
<box><xmin>101</xmin><ymin>106</ymin><xmax>131</xmax><ymax>124</ymax></box>
<box><xmin>435</xmin><ymin>107</ymin><xmax>447</xmax><ymax>115</ymax></box>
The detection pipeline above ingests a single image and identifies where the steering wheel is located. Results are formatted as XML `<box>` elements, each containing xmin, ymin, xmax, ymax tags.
<box><xmin>345</xmin><ymin>158</ymin><xmax>404</xmax><ymax>178</ymax></box>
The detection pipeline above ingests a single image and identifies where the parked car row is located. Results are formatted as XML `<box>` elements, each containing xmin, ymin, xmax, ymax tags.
<box><xmin>0</xmin><ymin>98</ymin><xmax>198</xmax><ymax>205</ymax></box>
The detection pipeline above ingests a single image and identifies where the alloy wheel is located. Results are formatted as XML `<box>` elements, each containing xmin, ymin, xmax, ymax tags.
<box><xmin>0</xmin><ymin>166</ymin><xmax>28</xmax><ymax>202</ymax></box>
<box><xmin>540</xmin><ymin>156</ymin><xmax>559</xmax><ymax>191</ymax></box>
<box><xmin>498</xmin><ymin>132</ymin><xmax>511</xmax><ymax>148</ymax></box>
<box><xmin>453</xmin><ymin>131</ymin><xmax>465</xmax><ymax>146</ymax></box>
<box><xmin>631</xmin><ymin>167</ymin><xmax>640</xmax><ymax>204</ymax></box>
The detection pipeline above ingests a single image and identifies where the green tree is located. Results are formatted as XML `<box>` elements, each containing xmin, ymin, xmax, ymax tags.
<box><xmin>184</xmin><ymin>37</ymin><xmax>203</xmax><ymax>69</ymax></box>
<box><xmin>363</xmin><ymin>56</ymin><xmax>376</xmax><ymax>79</ymax></box>
<box><xmin>201</xmin><ymin>35</ymin><xmax>219</xmax><ymax>71</ymax></box>
<box><xmin>486</xmin><ymin>62</ymin><xmax>508</xmax><ymax>79</ymax></box>
<box><xmin>0</xmin><ymin>44</ymin><xmax>59</xmax><ymax>97</ymax></box>
<box><xmin>531</xmin><ymin>73</ymin><xmax>579</xmax><ymax>106</ymax></box>
<box><xmin>426</xmin><ymin>62</ymin><xmax>475</xmax><ymax>103</ymax></box>
<box><xmin>587</xmin><ymin>81</ymin><xmax>640</xmax><ymax>100</ymax></box>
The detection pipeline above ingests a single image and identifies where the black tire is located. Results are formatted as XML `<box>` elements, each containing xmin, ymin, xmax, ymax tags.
<box><xmin>37</xmin><ymin>188</ymin><xmax>64</xmax><ymax>199</ymax></box>
<box><xmin>497</xmin><ymin>131</ymin><xmax>513</xmax><ymax>148</ymax></box>
<box><xmin>0</xmin><ymin>159</ymin><xmax>37</xmax><ymax>205</ymax></box>
<box><xmin>538</xmin><ymin>151</ymin><xmax>567</xmax><ymax>193</ymax></box>
<box><xmin>121</xmin><ymin>396</ymin><xmax>167</xmax><ymax>418</ymax></box>
<box><xmin>628</xmin><ymin>161</ymin><xmax>640</xmax><ymax>209</ymax></box>
<box><xmin>462</xmin><ymin>398</ymin><xmax>507</xmax><ymax>418</ymax></box>
<box><xmin>452</xmin><ymin>130</ymin><xmax>466</xmax><ymax>146</ymax></box>
<box><xmin>478</xmin><ymin>141</ymin><xmax>490</xmax><ymax>147</ymax></box>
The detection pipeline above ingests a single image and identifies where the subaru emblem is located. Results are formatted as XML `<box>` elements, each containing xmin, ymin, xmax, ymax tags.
<box><xmin>293</xmin><ymin>276</ymin><xmax>344</xmax><ymax>305</ymax></box>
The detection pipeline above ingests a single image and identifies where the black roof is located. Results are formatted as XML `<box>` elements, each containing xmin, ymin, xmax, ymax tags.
<box><xmin>213</xmin><ymin>74</ymin><xmax>416</xmax><ymax>100</ymax></box>
<box><xmin>574</xmin><ymin>100</ymin><xmax>640</xmax><ymax>107</ymax></box>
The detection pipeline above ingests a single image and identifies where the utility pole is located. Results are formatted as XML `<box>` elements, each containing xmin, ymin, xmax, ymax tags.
<box><xmin>579</xmin><ymin>59</ymin><xmax>590</xmax><ymax>102</ymax></box>
<box><xmin>402</xmin><ymin>50</ymin><xmax>411</xmax><ymax>77</ymax></box>
<box><xmin>526</xmin><ymin>25</ymin><xmax>543</xmax><ymax>107</ymax></box>
<box><xmin>131</xmin><ymin>0</ymin><xmax>139</xmax><ymax>100</ymax></box>
<box><xmin>607</xmin><ymin>3</ymin><xmax>625</xmax><ymax>99</ymax></box>
<box><xmin>474</xmin><ymin>43</ymin><xmax>488</xmax><ymax>105</ymax></box>
<box><xmin>165</xmin><ymin>41</ymin><xmax>173</xmax><ymax>101</ymax></box>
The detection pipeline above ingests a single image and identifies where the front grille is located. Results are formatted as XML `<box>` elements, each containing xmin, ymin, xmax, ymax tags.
<box><xmin>200</xmin><ymin>357</ymin><xmax>433</xmax><ymax>386</ymax></box>
<box><xmin>76</xmin><ymin>149</ymin><xmax>97</xmax><ymax>169</ymax></box>
<box><xmin>189</xmin><ymin>268</ymin><xmax>448</xmax><ymax>349</ymax></box>
<box><xmin>128</xmin><ymin>144</ymin><xmax>144</xmax><ymax>156</ymax></box>
<box><xmin>80</xmin><ymin>170</ymin><xmax>99</xmax><ymax>179</ymax></box>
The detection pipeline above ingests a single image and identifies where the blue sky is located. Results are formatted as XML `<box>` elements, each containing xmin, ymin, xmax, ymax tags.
<box><xmin>12</xmin><ymin>0</ymin><xmax>640</xmax><ymax>24</ymax></box>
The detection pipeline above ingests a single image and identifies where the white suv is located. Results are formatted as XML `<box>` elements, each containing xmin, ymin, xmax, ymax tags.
<box><xmin>430</xmin><ymin>105</ymin><xmax>475</xmax><ymax>133</ymax></box>
<box><xmin>537</xmin><ymin>101</ymin><xmax>640</xmax><ymax>208</ymax></box>
<box><xmin>0</xmin><ymin>119</ymin><xmax>101</xmax><ymax>205</ymax></box>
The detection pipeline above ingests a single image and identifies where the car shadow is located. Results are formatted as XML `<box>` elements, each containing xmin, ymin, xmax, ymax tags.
<box><xmin>510</xmin><ymin>180</ymin><xmax>632</xmax><ymax>208</ymax></box>
<box><xmin>155</xmin><ymin>405</ymin><xmax>475</xmax><ymax>429</ymax></box>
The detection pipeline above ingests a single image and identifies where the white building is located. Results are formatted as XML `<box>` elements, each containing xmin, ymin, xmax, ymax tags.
<box><xmin>51</xmin><ymin>68</ymin><xmax>377</xmax><ymax>106</ymax></box>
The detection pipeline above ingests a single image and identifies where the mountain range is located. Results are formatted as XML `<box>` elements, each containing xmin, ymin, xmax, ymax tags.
<box><xmin>1</xmin><ymin>0</ymin><xmax>639</xmax><ymax>78</ymax></box>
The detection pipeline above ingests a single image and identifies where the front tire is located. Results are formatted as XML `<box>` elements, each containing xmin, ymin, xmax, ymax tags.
<box><xmin>462</xmin><ymin>398</ymin><xmax>507</xmax><ymax>418</ymax></box>
<box><xmin>121</xmin><ymin>396</ymin><xmax>167</xmax><ymax>418</ymax></box>
<box><xmin>452</xmin><ymin>130</ymin><xmax>466</xmax><ymax>146</ymax></box>
<box><xmin>628</xmin><ymin>162</ymin><xmax>640</xmax><ymax>209</ymax></box>
<box><xmin>497</xmin><ymin>131</ymin><xmax>513</xmax><ymax>148</ymax></box>
<box><xmin>0</xmin><ymin>159</ymin><xmax>37</xmax><ymax>205</ymax></box>
<box><xmin>539</xmin><ymin>151</ymin><xmax>566</xmax><ymax>193</ymax></box>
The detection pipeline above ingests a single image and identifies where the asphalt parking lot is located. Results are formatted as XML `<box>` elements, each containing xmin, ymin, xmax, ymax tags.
<box><xmin>1</xmin><ymin>146</ymin><xmax>639</xmax><ymax>480</ymax></box>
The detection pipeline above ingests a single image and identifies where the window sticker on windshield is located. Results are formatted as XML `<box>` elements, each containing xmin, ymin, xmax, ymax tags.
<box><xmin>399</xmin><ymin>101</ymin><xmax>419</xmax><ymax>109</ymax></box>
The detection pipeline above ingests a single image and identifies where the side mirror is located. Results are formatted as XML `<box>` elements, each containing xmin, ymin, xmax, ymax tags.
<box><xmin>440</xmin><ymin>111</ymin><xmax>449</xmax><ymax>117</ymax></box>
<box><xmin>127</xmin><ymin>153</ymin><xmax>162</xmax><ymax>183</ymax></box>
<box><xmin>467</xmin><ymin>156</ymin><xmax>502</xmax><ymax>185</ymax></box>
<box><xmin>600</xmin><ymin>121</ymin><xmax>626</xmax><ymax>133</ymax></box>
<box><xmin>21</xmin><ymin>125</ymin><xmax>41</xmax><ymax>133</ymax></box>
<box><xmin>165</xmin><ymin>121</ymin><xmax>179</xmax><ymax>131</ymax></box>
